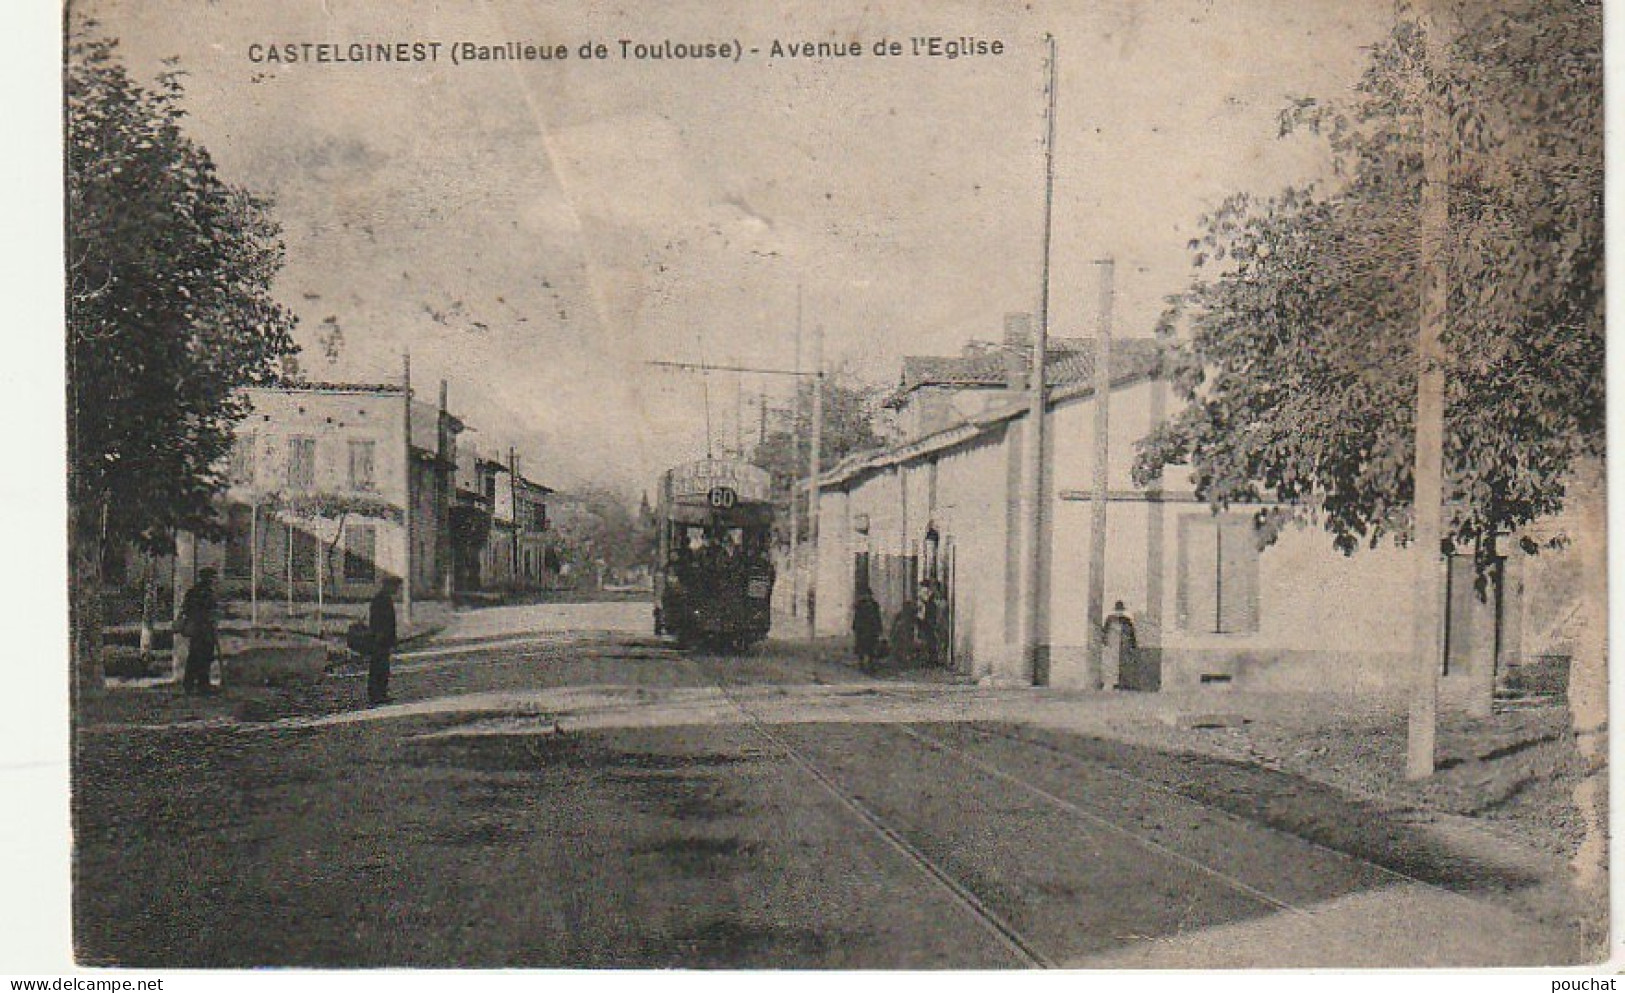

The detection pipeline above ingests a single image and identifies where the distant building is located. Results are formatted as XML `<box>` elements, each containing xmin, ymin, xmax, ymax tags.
<box><xmin>178</xmin><ymin>381</ymin><xmax>462</xmax><ymax>602</ymax></box>
<box><xmin>452</xmin><ymin>446</ymin><xmax>554</xmax><ymax>594</ymax></box>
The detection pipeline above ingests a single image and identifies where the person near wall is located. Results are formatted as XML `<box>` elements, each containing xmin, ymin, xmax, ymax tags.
<box><xmin>1102</xmin><ymin>600</ymin><xmax>1138</xmax><ymax>690</ymax></box>
<box><xmin>888</xmin><ymin>597</ymin><xmax>918</xmax><ymax>666</ymax></box>
<box><xmin>367</xmin><ymin>576</ymin><xmax>402</xmax><ymax>706</ymax></box>
<box><xmin>852</xmin><ymin>589</ymin><xmax>883</xmax><ymax>672</ymax></box>
<box><xmin>917</xmin><ymin>580</ymin><xmax>945</xmax><ymax>666</ymax></box>
<box><xmin>177</xmin><ymin>567</ymin><xmax>220</xmax><ymax>695</ymax></box>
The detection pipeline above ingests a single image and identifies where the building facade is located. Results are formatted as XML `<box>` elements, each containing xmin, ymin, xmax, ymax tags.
<box><xmin>815</xmin><ymin>328</ymin><xmax>1578</xmax><ymax>698</ymax></box>
<box><xmin>178</xmin><ymin>382</ymin><xmax>462</xmax><ymax>603</ymax></box>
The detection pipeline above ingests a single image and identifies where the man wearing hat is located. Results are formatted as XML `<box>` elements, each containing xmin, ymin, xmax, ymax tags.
<box><xmin>366</xmin><ymin>576</ymin><xmax>402</xmax><ymax>705</ymax></box>
<box><xmin>177</xmin><ymin>567</ymin><xmax>220</xmax><ymax>694</ymax></box>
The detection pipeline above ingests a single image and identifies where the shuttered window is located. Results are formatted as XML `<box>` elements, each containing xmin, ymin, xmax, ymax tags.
<box><xmin>1178</xmin><ymin>513</ymin><xmax>1260</xmax><ymax>634</ymax></box>
<box><xmin>230</xmin><ymin>433</ymin><xmax>257</xmax><ymax>485</ymax></box>
<box><xmin>345</xmin><ymin>525</ymin><xmax>377</xmax><ymax>581</ymax></box>
<box><xmin>348</xmin><ymin>440</ymin><xmax>376</xmax><ymax>492</ymax></box>
<box><xmin>287</xmin><ymin>437</ymin><xmax>317</xmax><ymax>490</ymax></box>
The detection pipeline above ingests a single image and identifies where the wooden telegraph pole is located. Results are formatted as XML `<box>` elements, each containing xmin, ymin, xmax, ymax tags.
<box><xmin>1407</xmin><ymin>1</ymin><xmax>1452</xmax><ymax>780</ymax></box>
<box><xmin>509</xmin><ymin>446</ymin><xmax>522</xmax><ymax>583</ymax></box>
<box><xmin>1017</xmin><ymin>33</ymin><xmax>1059</xmax><ymax>685</ymax></box>
<box><xmin>807</xmin><ymin>323</ymin><xmax>824</xmax><ymax>635</ymax></box>
<box><xmin>1084</xmin><ymin>258</ymin><xmax>1115</xmax><ymax>690</ymax></box>
<box><xmin>401</xmin><ymin>352</ymin><xmax>414</xmax><ymax>626</ymax></box>
<box><xmin>789</xmin><ymin>284</ymin><xmax>802</xmax><ymax>619</ymax></box>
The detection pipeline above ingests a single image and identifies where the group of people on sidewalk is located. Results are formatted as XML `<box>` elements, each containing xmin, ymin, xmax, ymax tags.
<box><xmin>173</xmin><ymin>570</ymin><xmax>402</xmax><ymax>706</ymax></box>
<box><xmin>850</xmin><ymin>580</ymin><xmax>947</xmax><ymax>672</ymax></box>
<box><xmin>848</xmin><ymin>585</ymin><xmax>1140</xmax><ymax>685</ymax></box>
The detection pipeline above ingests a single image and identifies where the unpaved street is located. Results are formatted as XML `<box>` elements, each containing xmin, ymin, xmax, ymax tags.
<box><xmin>74</xmin><ymin>603</ymin><xmax>1583</xmax><ymax>968</ymax></box>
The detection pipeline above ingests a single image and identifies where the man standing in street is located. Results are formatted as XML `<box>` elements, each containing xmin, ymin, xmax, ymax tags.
<box><xmin>177</xmin><ymin>567</ymin><xmax>219</xmax><ymax>694</ymax></box>
<box><xmin>367</xmin><ymin>576</ymin><xmax>402</xmax><ymax>706</ymax></box>
<box><xmin>851</xmin><ymin>588</ymin><xmax>883</xmax><ymax>672</ymax></box>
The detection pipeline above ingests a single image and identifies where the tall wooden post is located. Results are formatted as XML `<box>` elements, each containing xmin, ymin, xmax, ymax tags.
<box><xmin>789</xmin><ymin>283</ymin><xmax>802</xmax><ymax>619</ymax></box>
<box><xmin>441</xmin><ymin>380</ymin><xmax>453</xmax><ymax>600</ymax></box>
<box><xmin>1084</xmin><ymin>258</ymin><xmax>1115</xmax><ymax>690</ymax></box>
<box><xmin>510</xmin><ymin>447</ymin><xmax>522</xmax><ymax>585</ymax></box>
<box><xmin>401</xmin><ymin>352</ymin><xmax>414</xmax><ymax>626</ymax></box>
<box><xmin>249</xmin><ymin>500</ymin><xmax>259</xmax><ymax>629</ymax></box>
<box><xmin>1017</xmin><ymin>33</ymin><xmax>1059</xmax><ymax>685</ymax></box>
<box><xmin>807</xmin><ymin>323</ymin><xmax>824</xmax><ymax>635</ymax></box>
<box><xmin>1407</xmin><ymin>2</ymin><xmax>1451</xmax><ymax>781</ymax></box>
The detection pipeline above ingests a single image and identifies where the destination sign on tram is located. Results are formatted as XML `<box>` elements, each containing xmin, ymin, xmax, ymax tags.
<box><xmin>668</xmin><ymin>459</ymin><xmax>772</xmax><ymax>504</ymax></box>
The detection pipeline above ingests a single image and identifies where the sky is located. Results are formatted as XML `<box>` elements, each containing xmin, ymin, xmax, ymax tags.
<box><xmin>85</xmin><ymin>0</ymin><xmax>1395</xmax><ymax>493</ymax></box>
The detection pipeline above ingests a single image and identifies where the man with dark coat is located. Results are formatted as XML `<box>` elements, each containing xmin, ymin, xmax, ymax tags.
<box><xmin>852</xmin><ymin>590</ymin><xmax>883</xmax><ymax>671</ymax></box>
<box><xmin>178</xmin><ymin>567</ymin><xmax>220</xmax><ymax>694</ymax></box>
<box><xmin>367</xmin><ymin>577</ymin><xmax>402</xmax><ymax>705</ymax></box>
<box><xmin>1102</xmin><ymin>600</ymin><xmax>1138</xmax><ymax>690</ymax></box>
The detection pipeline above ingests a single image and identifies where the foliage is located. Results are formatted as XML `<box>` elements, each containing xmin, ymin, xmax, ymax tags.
<box><xmin>1135</xmin><ymin>0</ymin><xmax>1603</xmax><ymax>564</ymax></box>
<box><xmin>751</xmin><ymin>367</ymin><xmax>887</xmax><ymax>540</ymax></box>
<box><xmin>67</xmin><ymin>26</ymin><xmax>300</xmax><ymax>553</ymax></box>
<box><xmin>262</xmin><ymin>491</ymin><xmax>403</xmax><ymax>525</ymax></box>
<box><xmin>550</xmin><ymin>486</ymin><xmax>658</xmax><ymax>574</ymax></box>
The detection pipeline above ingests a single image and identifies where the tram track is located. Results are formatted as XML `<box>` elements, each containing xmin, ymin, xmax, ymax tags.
<box><xmin>678</xmin><ymin>651</ymin><xmax>1547</xmax><ymax>962</ymax></box>
<box><xmin>684</xmin><ymin>653</ymin><xmax>1054</xmax><ymax>969</ymax></box>
<box><xmin>837</xmin><ymin>674</ymin><xmax>1540</xmax><ymax>924</ymax></box>
<box><xmin>956</xmin><ymin>722</ymin><xmax>1531</xmax><ymax>913</ymax></box>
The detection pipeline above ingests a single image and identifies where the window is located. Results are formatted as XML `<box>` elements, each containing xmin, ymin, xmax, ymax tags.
<box><xmin>291</xmin><ymin>527</ymin><xmax>319</xmax><ymax>582</ymax></box>
<box><xmin>1178</xmin><ymin>514</ymin><xmax>1260</xmax><ymax>634</ymax></box>
<box><xmin>230</xmin><ymin>433</ymin><xmax>257</xmax><ymax>485</ymax></box>
<box><xmin>287</xmin><ymin>437</ymin><xmax>317</xmax><ymax>490</ymax></box>
<box><xmin>224</xmin><ymin>504</ymin><xmax>254</xmax><ymax>578</ymax></box>
<box><xmin>345</xmin><ymin>525</ymin><xmax>377</xmax><ymax>581</ymax></box>
<box><xmin>348</xmin><ymin>440</ymin><xmax>377</xmax><ymax>492</ymax></box>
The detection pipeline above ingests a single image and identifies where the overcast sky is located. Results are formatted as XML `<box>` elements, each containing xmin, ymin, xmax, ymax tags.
<box><xmin>87</xmin><ymin>0</ymin><xmax>1393</xmax><ymax>493</ymax></box>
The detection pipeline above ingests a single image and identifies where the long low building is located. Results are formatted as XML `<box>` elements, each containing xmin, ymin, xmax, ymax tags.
<box><xmin>811</xmin><ymin>323</ymin><xmax>1582</xmax><ymax>697</ymax></box>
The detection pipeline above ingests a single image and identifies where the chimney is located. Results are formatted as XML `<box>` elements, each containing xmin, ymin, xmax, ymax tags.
<box><xmin>1003</xmin><ymin>312</ymin><xmax>1033</xmax><ymax>390</ymax></box>
<box><xmin>438</xmin><ymin>380</ymin><xmax>451</xmax><ymax>457</ymax></box>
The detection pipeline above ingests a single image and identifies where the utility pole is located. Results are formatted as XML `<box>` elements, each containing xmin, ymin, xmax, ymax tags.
<box><xmin>509</xmin><ymin>447</ymin><xmax>522</xmax><ymax>584</ymax></box>
<box><xmin>1084</xmin><ymin>258</ymin><xmax>1115</xmax><ymax>690</ymax></box>
<box><xmin>249</xmin><ymin>501</ymin><xmax>258</xmax><ymax>630</ymax></box>
<box><xmin>1407</xmin><ymin>1</ymin><xmax>1451</xmax><ymax>781</ymax></box>
<box><xmin>807</xmin><ymin>323</ymin><xmax>824</xmax><ymax>635</ymax></box>
<box><xmin>1016</xmin><ymin>33</ymin><xmax>1059</xmax><ymax>685</ymax></box>
<box><xmin>697</xmin><ymin>331</ymin><xmax>714</xmax><ymax>461</ymax></box>
<box><xmin>789</xmin><ymin>282</ymin><xmax>802</xmax><ymax>619</ymax></box>
<box><xmin>401</xmin><ymin>352</ymin><xmax>414</xmax><ymax>626</ymax></box>
<box><xmin>440</xmin><ymin>380</ymin><xmax>453</xmax><ymax>600</ymax></box>
<box><xmin>735</xmin><ymin>370</ymin><xmax>745</xmax><ymax>459</ymax></box>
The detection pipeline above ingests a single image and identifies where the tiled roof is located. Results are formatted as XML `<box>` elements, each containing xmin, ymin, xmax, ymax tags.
<box><xmin>828</xmin><ymin>337</ymin><xmax>1168</xmax><ymax>488</ymax></box>
<box><xmin>249</xmin><ymin>380</ymin><xmax>405</xmax><ymax>394</ymax></box>
<box><xmin>891</xmin><ymin>338</ymin><xmax>1162</xmax><ymax>401</ymax></box>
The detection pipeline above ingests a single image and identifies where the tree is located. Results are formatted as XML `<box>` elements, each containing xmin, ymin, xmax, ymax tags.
<box><xmin>751</xmin><ymin>367</ymin><xmax>886</xmax><ymax>541</ymax></box>
<box><xmin>1137</xmin><ymin>0</ymin><xmax>1601</xmax><ymax>564</ymax></box>
<box><xmin>1135</xmin><ymin>0</ymin><xmax>1603</xmax><ymax>875</ymax></box>
<box><xmin>67</xmin><ymin>27</ymin><xmax>299</xmax><ymax>695</ymax></box>
<box><xmin>551</xmin><ymin>486</ymin><xmax>656</xmax><ymax>580</ymax></box>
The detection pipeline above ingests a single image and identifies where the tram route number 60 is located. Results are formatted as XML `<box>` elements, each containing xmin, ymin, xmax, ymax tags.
<box><xmin>708</xmin><ymin>486</ymin><xmax>737</xmax><ymax>509</ymax></box>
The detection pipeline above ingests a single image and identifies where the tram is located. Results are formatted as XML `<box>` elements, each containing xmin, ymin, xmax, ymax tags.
<box><xmin>653</xmin><ymin>458</ymin><xmax>776</xmax><ymax>651</ymax></box>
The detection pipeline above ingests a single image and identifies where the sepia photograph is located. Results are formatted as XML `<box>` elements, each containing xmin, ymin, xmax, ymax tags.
<box><xmin>43</xmin><ymin>0</ymin><xmax>1608</xmax><ymax>972</ymax></box>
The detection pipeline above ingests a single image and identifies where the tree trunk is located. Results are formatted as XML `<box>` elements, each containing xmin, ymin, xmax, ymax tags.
<box><xmin>1565</xmin><ymin>454</ymin><xmax>1607</xmax><ymax>939</ymax></box>
<box><xmin>69</xmin><ymin>497</ymin><xmax>106</xmax><ymax>705</ymax></box>
<box><xmin>138</xmin><ymin>555</ymin><xmax>157</xmax><ymax>662</ymax></box>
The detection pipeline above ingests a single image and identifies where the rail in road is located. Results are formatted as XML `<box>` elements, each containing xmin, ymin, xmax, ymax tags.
<box><xmin>696</xmin><ymin>663</ymin><xmax>1311</xmax><ymax>969</ymax></box>
<box><xmin>703</xmin><ymin>664</ymin><xmax>1055</xmax><ymax>968</ymax></box>
<box><xmin>677</xmin><ymin>650</ymin><xmax>1566</xmax><ymax>969</ymax></box>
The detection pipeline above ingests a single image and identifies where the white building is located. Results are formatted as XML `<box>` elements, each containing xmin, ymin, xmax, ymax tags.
<box><xmin>814</xmin><ymin>328</ymin><xmax>1578</xmax><ymax>697</ymax></box>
